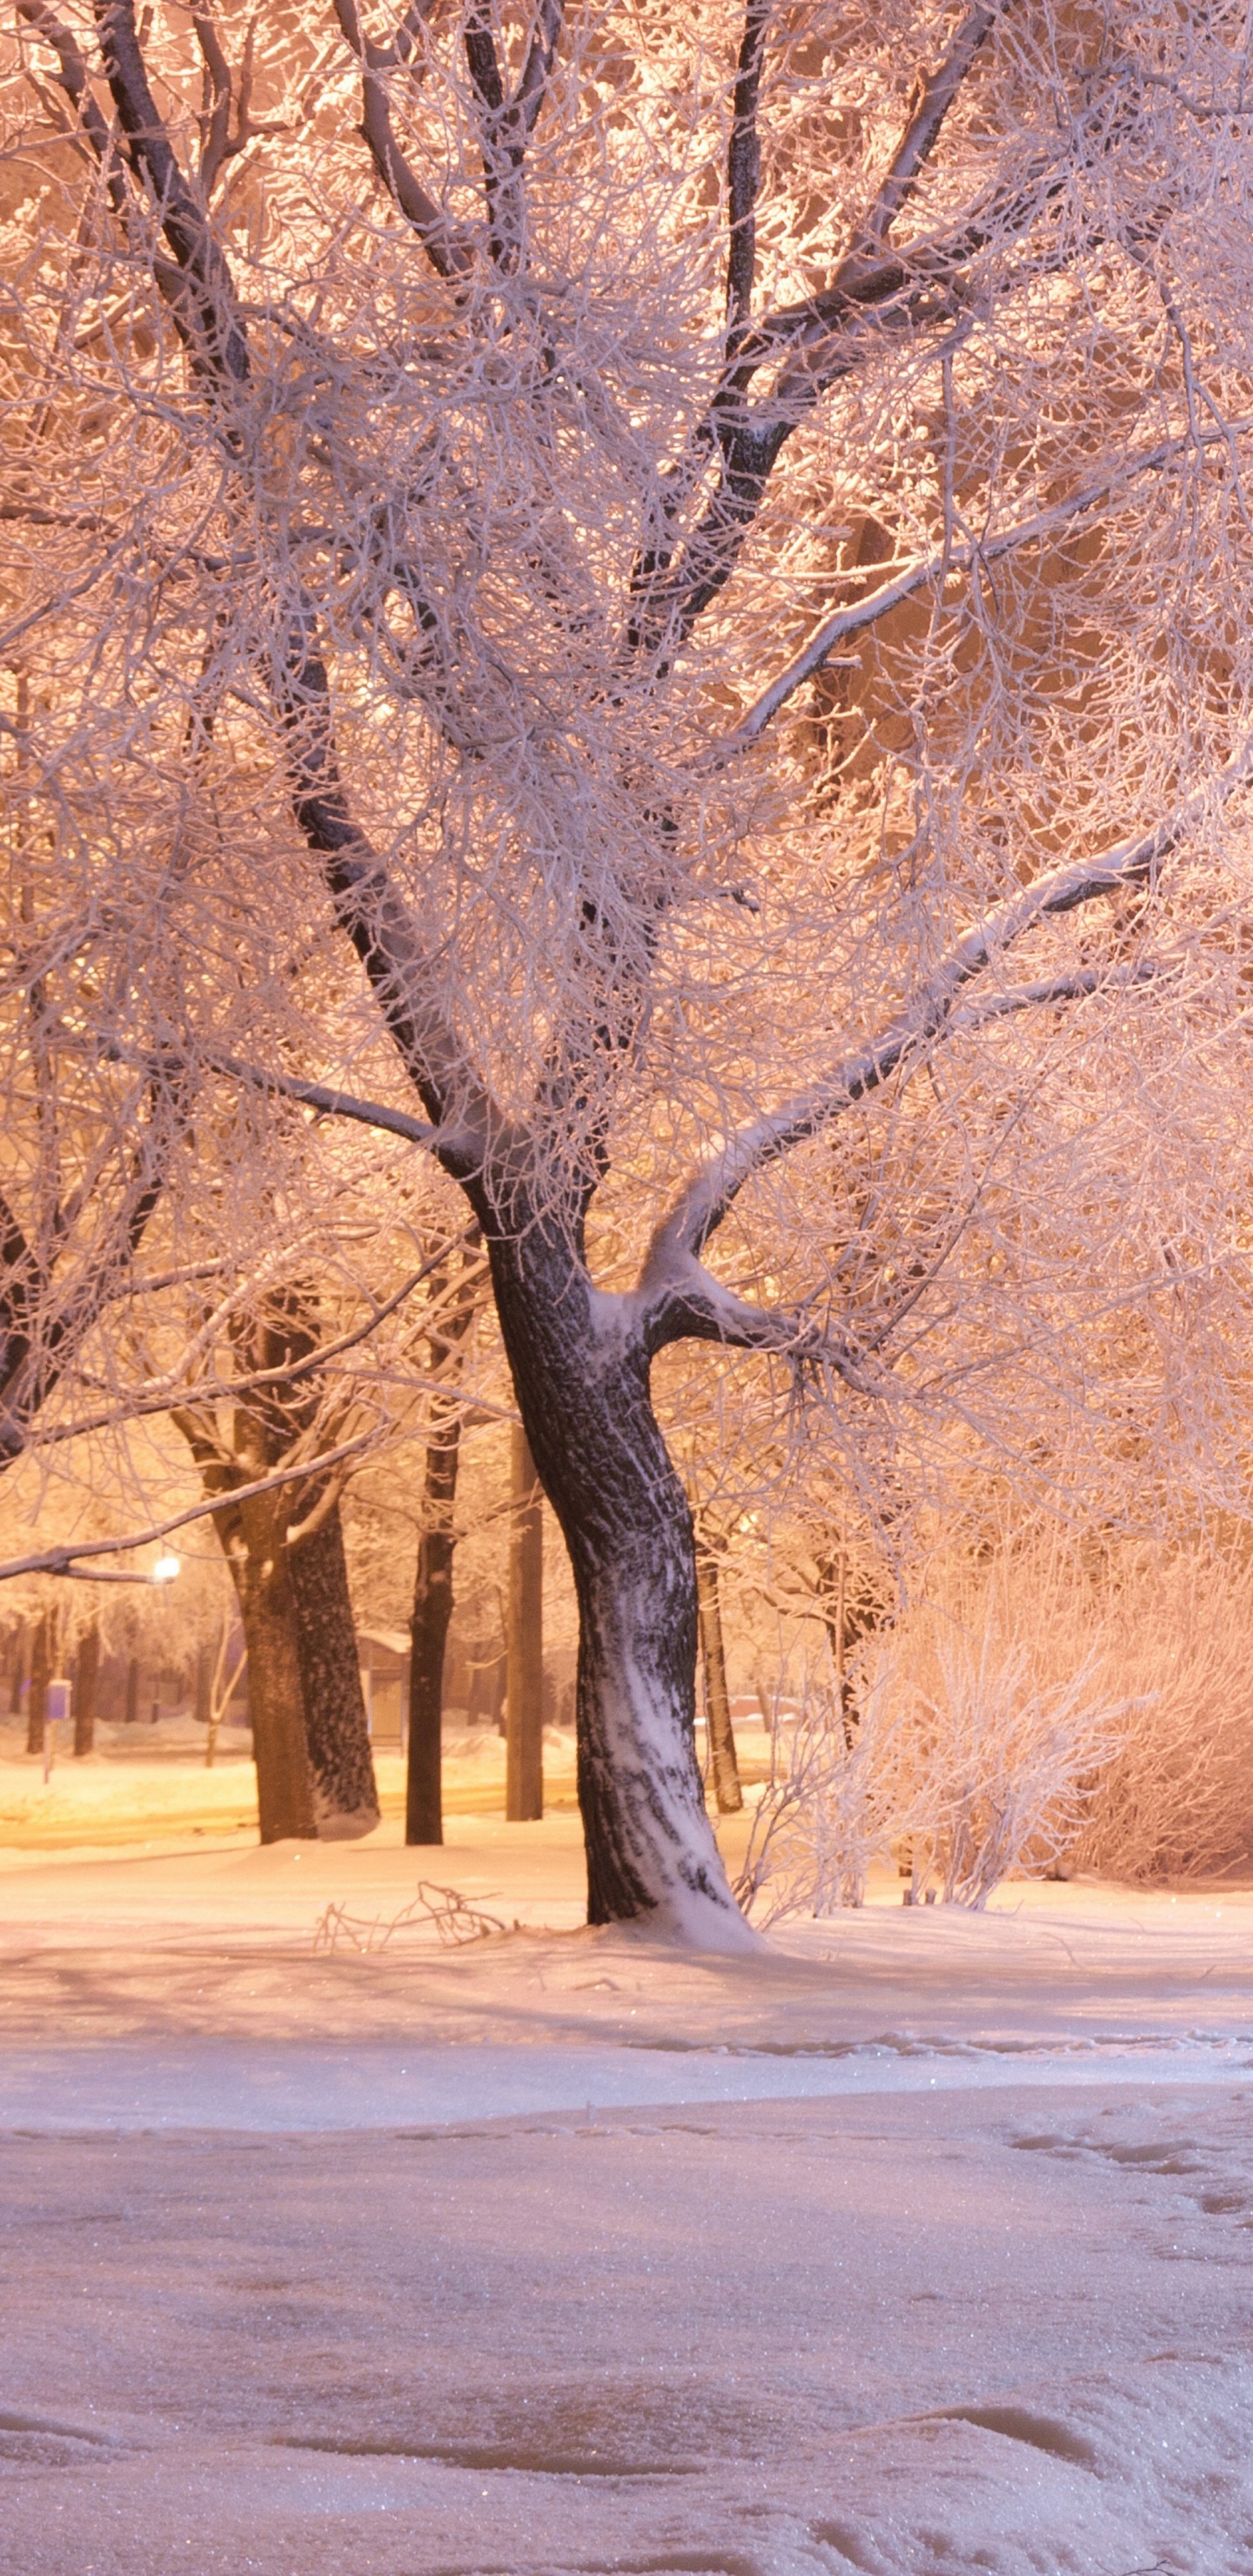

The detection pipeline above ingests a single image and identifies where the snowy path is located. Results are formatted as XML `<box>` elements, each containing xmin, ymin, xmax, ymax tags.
<box><xmin>3</xmin><ymin>2083</ymin><xmax>1252</xmax><ymax>2576</ymax></box>
<box><xmin>3</xmin><ymin>2031</ymin><xmax>1253</xmax><ymax>2132</ymax></box>
<box><xmin>3</xmin><ymin>1824</ymin><xmax>1253</xmax><ymax>2573</ymax></box>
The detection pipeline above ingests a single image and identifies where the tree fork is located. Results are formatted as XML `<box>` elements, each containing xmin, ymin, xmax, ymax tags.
<box><xmin>486</xmin><ymin>1222</ymin><xmax>757</xmax><ymax>1949</ymax></box>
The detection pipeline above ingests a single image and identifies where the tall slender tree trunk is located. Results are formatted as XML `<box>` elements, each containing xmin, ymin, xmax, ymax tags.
<box><xmin>817</xmin><ymin>1543</ymin><xmax>855</xmax><ymax>1748</ymax></box>
<box><xmin>506</xmin><ymin>1426</ymin><xmax>544</xmax><ymax>1822</ymax></box>
<box><xmin>406</xmin><ymin>1406</ymin><xmax>461</xmax><ymax>1845</ymax></box>
<box><xmin>486</xmin><ymin>1224</ymin><xmax>756</xmax><ymax>1949</ymax></box>
<box><xmin>26</xmin><ymin>1610</ymin><xmax>50</xmax><ymax>1756</ymax></box>
<box><xmin>695</xmin><ymin>1543</ymin><xmax>743</xmax><ymax>1815</ymax></box>
<box><xmin>73</xmin><ymin>1615</ymin><xmax>99</xmax><ymax>1756</ymax></box>
<box><xmin>405</xmin><ymin>1237</ymin><xmax>482</xmax><ymax>1845</ymax></box>
<box><xmin>9</xmin><ymin>1627</ymin><xmax>26</xmax><ymax>1716</ymax></box>
<box><xmin>815</xmin><ymin>1536</ymin><xmax>888</xmax><ymax>1751</ymax></box>
<box><xmin>287</xmin><ymin>1500</ymin><xmax>379</xmax><ymax>1837</ymax></box>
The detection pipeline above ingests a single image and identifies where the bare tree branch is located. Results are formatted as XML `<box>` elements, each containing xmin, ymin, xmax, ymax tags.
<box><xmin>722</xmin><ymin>419</ymin><xmax>1253</xmax><ymax>751</ymax></box>
<box><xmin>332</xmin><ymin>0</ymin><xmax>475</xmax><ymax>274</ymax></box>
<box><xmin>726</xmin><ymin>0</ymin><xmax>770</xmax><ymax>336</ymax></box>
<box><xmin>278</xmin><ymin>622</ymin><xmax>506</xmax><ymax>1167</ymax></box>
<box><xmin>512</xmin><ymin>0</ymin><xmax>565</xmax><ymax>142</ymax></box>
<box><xmin>203</xmin><ymin>1052</ymin><xmax>440</xmax><ymax>1148</ymax></box>
<box><xmin>855</xmin><ymin>3</ymin><xmax>996</xmax><ymax>255</ymax></box>
<box><xmin>640</xmin><ymin>963</ymin><xmax>1165</xmax><ymax>1364</ymax></box>
<box><xmin>25</xmin><ymin>7</ymin><xmax>505</xmax><ymax>1169</ymax></box>
<box><xmin>643</xmin><ymin>737</ymin><xmax>1253</xmax><ymax>1293</ymax></box>
<box><xmin>92</xmin><ymin>0</ymin><xmax>251</xmax><ymax>384</ymax></box>
<box><xmin>15</xmin><ymin>0</ymin><xmax>131</xmax><ymax>218</ymax></box>
<box><xmin>0</xmin><ymin>1426</ymin><xmax>379</xmax><ymax>1585</ymax></box>
<box><xmin>463</xmin><ymin>0</ymin><xmax>566</xmax><ymax>265</ymax></box>
<box><xmin>36</xmin><ymin>1236</ymin><xmax>485</xmax><ymax>1449</ymax></box>
<box><xmin>629</xmin><ymin>1</ymin><xmax>1022</xmax><ymax>657</ymax></box>
<box><xmin>0</xmin><ymin>1065</ymin><xmax>191</xmax><ymax>1461</ymax></box>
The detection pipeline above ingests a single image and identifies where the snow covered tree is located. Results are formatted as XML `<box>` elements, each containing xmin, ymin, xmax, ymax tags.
<box><xmin>5</xmin><ymin>0</ymin><xmax>1253</xmax><ymax>1939</ymax></box>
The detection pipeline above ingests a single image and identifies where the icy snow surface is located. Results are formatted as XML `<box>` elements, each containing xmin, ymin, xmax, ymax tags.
<box><xmin>2</xmin><ymin>1805</ymin><xmax>1253</xmax><ymax>2573</ymax></box>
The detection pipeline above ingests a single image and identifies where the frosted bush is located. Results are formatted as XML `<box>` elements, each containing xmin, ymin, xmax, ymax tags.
<box><xmin>740</xmin><ymin>1545</ymin><xmax>1253</xmax><ymax>1922</ymax></box>
<box><xmin>877</xmin><ymin>1629</ymin><xmax>1129</xmax><ymax>1908</ymax></box>
<box><xmin>1070</xmin><ymin>1556</ymin><xmax>1253</xmax><ymax>1882</ymax></box>
<box><xmin>739</xmin><ymin>1620</ymin><xmax>1127</xmax><ymax>1921</ymax></box>
<box><xmin>913</xmin><ymin>1548</ymin><xmax>1253</xmax><ymax>1883</ymax></box>
<box><xmin>734</xmin><ymin>1694</ymin><xmax>896</xmax><ymax>1923</ymax></box>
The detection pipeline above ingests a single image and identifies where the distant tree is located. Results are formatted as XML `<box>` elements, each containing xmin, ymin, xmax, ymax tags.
<box><xmin>405</xmin><ymin>1231</ymin><xmax>485</xmax><ymax>1845</ymax></box>
<box><xmin>72</xmin><ymin>1605</ymin><xmax>98</xmax><ymax>1753</ymax></box>
<box><xmin>171</xmin><ymin>1283</ymin><xmax>381</xmax><ymax>1840</ymax></box>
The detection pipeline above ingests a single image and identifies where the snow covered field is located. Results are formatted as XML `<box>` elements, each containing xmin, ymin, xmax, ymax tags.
<box><xmin>0</xmin><ymin>1721</ymin><xmax>586</xmax><ymax>1848</ymax></box>
<box><xmin>2</xmin><ymin>1801</ymin><xmax>1252</xmax><ymax>2574</ymax></box>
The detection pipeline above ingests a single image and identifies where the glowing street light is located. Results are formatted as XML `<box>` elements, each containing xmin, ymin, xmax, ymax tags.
<box><xmin>151</xmin><ymin>1554</ymin><xmax>181</xmax><ymax>1585</ymax></box>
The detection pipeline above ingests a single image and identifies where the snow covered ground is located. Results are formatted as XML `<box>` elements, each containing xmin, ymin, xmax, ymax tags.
<box><xmin>2</xmin><ymin>1792</ymin><xmax>1252</xmax><ymax>2573</ymax></box>
<box><xmin>0</xmin><ymin>1720</ymin><xmax>585</xmax><ymax>1847</ymax></box>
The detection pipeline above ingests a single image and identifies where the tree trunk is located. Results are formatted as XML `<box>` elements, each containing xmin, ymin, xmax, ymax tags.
<box><xmin>486</xmin><ymin>1226</ymin><xmax>755</xmax><ymax>1949</ymax></box>
<box><xmin>406</xmin><ymin>1237</ymin><xmax>481</xmax><ymax>1844</ymax></box>
<box><xmin>506</xmin><ymin>1425</ymin><xmax>544</xmax><ymax>1822</ymax></box>
<box><xmin>26</xmin><ymin>1611</ymin><xmax>50</xmax><ymax>1756</ymax></box>
<box><xmin>695</xmin><ymin>1545</ymin><xmax>743</xmax><ymax>1815</ymax></box>
<box><xmin>73</xmin><ymin>1616</ymin><xmax>99</xmax><ymax>1756</ymax></box>
<box><xmin>231</xmin><ymin>1491</ymin><xmax>317</xmax><ymax>1842</ymax></box>
<box><xmin>9</xmin><ymin>1627</ymin><xmax>26</xmax><ymax>1716</ymax></box>
<box><xmin>171</xmin><ymin>1287</ymin><xmax>375</xmax><ymax>1841</ymax></box>
<box><xmin>406</xmin><ymin>1406</ymin><xmax>462</xmax><ymax>1845</ymax></box>
<box><xmin>287</xmin><ymin>1500</ymin><xmax>379</xmax><ymax>1839</ymax></box>
<box><xmin>816</xmin><ymin>1540</ymin><xmax>887</xmax><ymax>1750</ymax></box>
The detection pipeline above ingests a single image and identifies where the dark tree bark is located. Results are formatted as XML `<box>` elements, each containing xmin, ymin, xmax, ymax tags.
<box><xmin>9</xmin><ymin>1627</ymin><xmax>26</xmax><ymax>1716</ymax></box>
<box><xmin>172</xmin><ymin>1402</ymin><xmax>317</xmax><ymax>1840</ymax></box>
<box><xmin>229</xmin><ymin>1483</ymin><xmax>317</xmax><ymax>1842</ymax></box>
<box><xmin>815</xmin><ymin>1543</ymin><xmax>887</xmax><ymax>1749</ymax></box>
<box><xmin>405</xmin><ymin>1234</ymin><xmax>482</xmax><ymax>1844</ymax></box>
<box><xmin>288</xmin><ymin>1499</ymin><xmax>379</xmax><ymax>1838</ymax></box>
<box><xmin>506</xmin><ymin>1424</ymin><xmax>544</xmax><ymax>1822</ymax></box>
<box><xmin>26</xmin><ymin>1610</ymin><xmax>50</xmax><ymax>1757</ymax></box>
<box><xmin>487</xmin><ymin>1223</ymin><xmax>754</xmax><ymax>1946</ymax></box>
<box><xmin>695</xmin><ymin>1542</ymin><xmax>743</xmax><ymax>1815</ymax></box>
<box><xmin>124</xmin><ymin>1655</ymin><xmax>138</xmax><ymax>1727</ymax></box>
<box><xmin>73</xmin><ymin>1615</ymin><xmax>99</xmax><ymax>1756</ymax></box>
<box><xmin>172</xmin><ymin>1285</ymin><xmax>379</xmax><ymax>1842</ymax></box>
<box><xmin>406</xmin><ymin>1413</ymin><xmax>460</xmax><ymax>1844</ymax></box>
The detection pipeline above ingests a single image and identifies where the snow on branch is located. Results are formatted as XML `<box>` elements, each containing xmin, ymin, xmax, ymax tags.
<box><xmin>644</xmin><ymin>731</ymin><xmax>1253</xmax><ymax>1293</ymax></box>
<box><xmin>0</xmin><ymin>1425</ymin><xmax>378</xmax><ymax>1586</ymax></box>
<box><xmin>852</xmin><ymin>3</ymin><xmax>998</xmax><ymax>259</ymax></box>
<box><xmin>332</xmin><ymin>0</ymin><xmax>478</xmax><ymax>276</ymax></box>
<box><xmin>637</xmin><ymin>960</ymin><xmax>1164</xmax><ymax>1364</ymax></box>
<box><xmin>722</xmin><ymin>421</ymin><xmax>1253</xmax><ymax>752</ymax></box>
